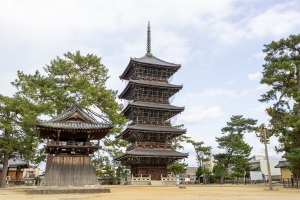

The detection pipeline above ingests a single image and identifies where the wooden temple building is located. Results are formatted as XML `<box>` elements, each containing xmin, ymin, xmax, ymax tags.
<box><xmin>114</xmin><ymin>22</ymin><xmax>188</xmax><ymax>181</ymax></box>
<box><xmin>37</xmin><ymin>102</ymin><xmax>113</xmax><ymax>186</ymax></box>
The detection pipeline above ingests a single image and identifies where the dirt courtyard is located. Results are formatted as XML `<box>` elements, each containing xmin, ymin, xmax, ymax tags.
<box><xmin>0</xmin><ymin>185</ymin><xmax>299</xmax><ymax>200</ymax></box>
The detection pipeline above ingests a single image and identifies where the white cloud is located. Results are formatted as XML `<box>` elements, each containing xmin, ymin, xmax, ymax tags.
<box><xmin>226</xmin><ymin>80</ymin><xmax>236</xmax><ymax>84</ymax></box>
<box><xmin>187</xmin><ymin>84</ymin><xmax>270</xmax><ymax>100</ymax></box>
<box><xmin>253</xmin><ymin>52</ymin><xmax>265</xmax><ymax>60</ymax></box>
<box><xmin>179</xmin><ymin>106</ymin><xmax>223</xmax><ymax>124</ymax></box>
<box><xmin>188</xmin><ymin>89</ymin><xmax>237</xmax><ymax>98</ymax></box>
<box><xmin>248</xmin><ymin>72</ymin><xmax>262</xmax><ymax>80</ymax></box>
<box><xmin>249</xmin><ymin>106</ymin><xmax>267</xmax><ymax>114</ymax></box>
<box><xmin>247</xmin><ymin>2</ymin><xmax>300</xmax><ymax>37</ymax></box>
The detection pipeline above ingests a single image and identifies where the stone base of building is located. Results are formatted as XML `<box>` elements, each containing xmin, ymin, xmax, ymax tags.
<box><xmin>40</xmin><ymin>155</ymin><xmax>99</xmax><ymax>187</ymax></box>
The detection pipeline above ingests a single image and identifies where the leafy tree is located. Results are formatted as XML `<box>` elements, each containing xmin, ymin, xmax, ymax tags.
<box><xmin>12</xmin><ymin>51</ymin><xmax>127</xmax><ymax>148</ymax></box>
<box><xmin>196</xmin><ymin>166</ymin><xmax>211</xmax><ymax>182</ymax></box>
<box><xmin>259</xmin><ymin>34</ymin><xmax>300</xmax><ymax>174</ymax></box>
<box><xmin>167</xmin><ymin>162</ymin><xmax>187</xmax><ymax>175</ymax></box>
<box><xmin>0</xmin><ymin>95</ymin><xmax>45</xmax><ymax>187</ymax></box>
<box><xmin>212</xmin><ymin>163</ymin><xmax>224</xmax><ymax>179</ymax></box>
<box><xmin>169</xmin><ymin>124</ymin><xmax>190</xmax><ymax>150</ymax></box>
<box><xmin>188</xmin><ymin>140</ymin><xmax>211</xmax><ymax>166</ymax></box>
<box><xmin>285</xmin><ymin>148</ymin><xmax>300</xmax><ymax>175</ymax></box>
<box><xmin>214</xmin><ymin>115</ymin><xmax>255</xmax><ymax>184</ymax></box>
<box><xmin>187</xmin><ymin>140</ymin><xmax>211</xmax><ymax>184</ymax></box>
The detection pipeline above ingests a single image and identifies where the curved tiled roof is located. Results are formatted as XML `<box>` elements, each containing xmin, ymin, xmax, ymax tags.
<box><xmin>36</xmin><ymin>121</ymin><xmax>112</xmax><ymax>130</ymax></box>
<box><xmin>274</xmin><ymin>161</ymin><xmax>289</xmax><ymax>168</ymax></box>
<box><xmin>36</xmin><ymin>102</ymin><xmax>113</xmax><ymax>130</ymax></box>
<box><xmin>131</xmin><ymin>55</ymin><xmax>181</xmax><ymax>67</ymax></box>
<box><xmin>46</xmin><ymin>102</ymin><xmax>98</xmax><ymax>124</ymax></box>
<box><xmin>116</xmin><ymin>124</ymin><xmax>186</xmax><ymax>139</ymax></box>
<box><xmin>119</xmin><ymin>80</ymin><xmax>182</xmax><ymax>99</ymax></box>
<box><xmin>122</xmin><ymin>102</ymin><xmax>184</xmax><ymax>115</ymax></box>
<box><xmin>114</xmin><ymin>149</ymin><xmax>188</xmax><ymax>160</ymax></box>
<box><xmin>120</xmin><ymin>55</ymin><xmax>181</xmax><ymax>80</ymax></box>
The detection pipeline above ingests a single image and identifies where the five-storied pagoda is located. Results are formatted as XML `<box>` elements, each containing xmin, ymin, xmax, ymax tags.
<box><xmin>114</xmin><ymin>22</ymin><xmax>188</xmax><ymax>180</ymax></box>
<box><xmin>37</xmin><ymin>103</ymin><xmax>113</xmax><ymax>186</ymax></box>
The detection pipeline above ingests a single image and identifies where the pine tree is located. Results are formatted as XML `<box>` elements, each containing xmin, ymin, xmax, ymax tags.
<box><xmin>214</xmin><ymin>115</ymin><xmax>255</xmax><ymax>184</ymax></box>
<box><xmin>12</xmin><ymin>51</ymin><xmax>127</xmax><ymax>147</ymax></box>
<box><xmin>259</xmin><ymin>34</ymin><xmax>300</xmax><ymax>175</ymax></box>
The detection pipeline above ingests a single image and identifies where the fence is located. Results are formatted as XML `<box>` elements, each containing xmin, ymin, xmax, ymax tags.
<box><xmin>283</xmin><ymin>178</ymin><xmax>300</xmax><ymax>188</ymax></box>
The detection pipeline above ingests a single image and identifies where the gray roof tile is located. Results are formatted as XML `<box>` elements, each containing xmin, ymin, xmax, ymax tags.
<box><xmin>114</xmin><ymin>149</ymin><xmax>188</xmax><ymax>160</ymax></box>
<box><xmin>131</xmin><ymin>55</ymin><xmax>181</xmax><ymax>67</ymax></box>
<box><xmin>36</xmin><ymin>103</ymin><xmax>113</xmax><ymax>130</ymax></box>
<box><xmin>124</xmin><ymin>102</ymin><xmax>184</xmax><ymax>112</ymax></box>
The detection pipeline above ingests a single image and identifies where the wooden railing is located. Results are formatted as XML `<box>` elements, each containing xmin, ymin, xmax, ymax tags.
<box><xmin>47</xmin><ymin>141</ymin><xmax>99</xmax><ymax>147</ymax></box>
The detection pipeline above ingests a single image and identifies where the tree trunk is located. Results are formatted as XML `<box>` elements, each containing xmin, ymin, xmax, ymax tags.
<box><xmin>0</xmin><ymin>151</ymin><xmax>9</xmax><ymax>188</ymax></box>
<box><xmin>297</xmin><ymin>71</ymin><xmax>300</xmax><ymax>117</ymax></box>
<box><xmin>219</xmin><ymin>165</ymin><xmax>227</xmax><ymax>184</ymax></box>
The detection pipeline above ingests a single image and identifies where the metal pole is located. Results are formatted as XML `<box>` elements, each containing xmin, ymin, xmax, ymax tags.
<box><xmin>264</xmin><ymin>128</ymin><xmax>273</xmax><ymax>190</ymax></box>
<box><xmin>244</xmin><ymin>170</ymin><xmax>246</xmax><ymax>185</ymax></box>
<box><xmin>202</xmin><ymin>157</ymin><xmax>205</xmax><ymax>184</ymax></box>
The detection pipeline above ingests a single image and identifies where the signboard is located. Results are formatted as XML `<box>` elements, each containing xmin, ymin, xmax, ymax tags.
<box><xmin>250</xmin><ymin>171</ymin><xmax>263</xmax><ymax>181</ymax></box>
<box><xmin>176</xmin><ymin>175</ymin><xmax>179</xmax><ymax>185</ymax></box>
<box><xmin>185</xmin><ymin>178</ymin><xmax>190</xmax><ymax>182</ymax></box>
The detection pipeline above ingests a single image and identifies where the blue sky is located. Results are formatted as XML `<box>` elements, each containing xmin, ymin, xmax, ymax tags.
<box><xmin>1</xmin><ymin>0</ymin><xmax>300</xmax><ymax>167</ymax></box>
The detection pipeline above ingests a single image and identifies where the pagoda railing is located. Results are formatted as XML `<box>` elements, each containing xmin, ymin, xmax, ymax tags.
<box><xmin>46</xmin><ymin>141</ymin><xmax>100</xmax><ymax>147</ymax></box>
<box><xmin>126</xmin><ymin>141</ymin><xmax>172</xmax><ymax>151</ymax></box>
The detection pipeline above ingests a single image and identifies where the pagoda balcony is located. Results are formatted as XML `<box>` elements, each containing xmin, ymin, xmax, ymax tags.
<box><xmin>46</xmin><ymin>141</ymin><xmax>101</xmax><ymax>148</ymax></box>
<box><xmin>126</xmin><ymin>141</ymin><xmax>172</xmax><ymax>151</ymax></box>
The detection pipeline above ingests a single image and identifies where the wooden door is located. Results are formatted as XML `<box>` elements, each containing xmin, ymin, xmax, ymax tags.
<box><xmin>150</xmin><ymin>169</ymin><xmax>158</xmax><ymax>180</ymax></box>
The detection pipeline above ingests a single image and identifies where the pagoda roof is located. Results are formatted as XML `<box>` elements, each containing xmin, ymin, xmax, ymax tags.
<box><xmin>114</xmin><ymin>149</ymin><xmax>188</xmax><ymax>160</ymax></box>
<box><xmin>120</xmin><ymin>55</ymin><xmax>181</xmax><ymax>80</ymax></box>
<box><xmin>36</xmin><ymin>102</ymin><xmax>113</xmax><ymax>131</ymax></box>
<box><xmin>119</xmin><ymin>80</ymin><xmax>182</xmax><ymax>99</ymax></box>
<box><xmin>116</xmin><ymin>124</ymin><xmax>186</xmax><ymax>139</ymax></box>
<box><xmin>132</xmin><ymin>55</ymin><xmax>181</xmax><ymax>67</ymax></box>
<box><xmin>123</xmin><ymin>102</ymin><xmax>184</xmax><ymax>114</ymax></box>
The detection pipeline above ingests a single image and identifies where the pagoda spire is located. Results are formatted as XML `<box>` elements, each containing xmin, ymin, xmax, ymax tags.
<box><xmin>146</xmin><ymin>21</ymin><xmax>152</xmax><ymax>56</ymax></box>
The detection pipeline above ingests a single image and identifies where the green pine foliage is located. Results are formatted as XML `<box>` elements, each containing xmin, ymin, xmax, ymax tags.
<box><xmin>214</xmin><ymin>115</ymin><xmax>255</xmax><ymax>184</ymax></box>
<box><xmin>259</xmin><ymin>34</ymin><xmax>300</xmax><ymax>174</ymax></box>
<box><xmin>0</xmin><ymin>94</ymin><xmax>45</xmax><ymax>187</ymax></box>
<box><xmin>12</xmin><ymin>51</ymin><xmax>127</xmax><ymax>146</ymax></box>
<box><xmin>167</xmin><ymin>162</ymin><xmax>187</xmax><ymax>175</ymax></box>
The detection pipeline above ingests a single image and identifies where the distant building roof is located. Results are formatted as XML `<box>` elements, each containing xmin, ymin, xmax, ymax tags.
<box><xmin>274</xmin><ymin>161</ymin><xmax>289</xmax><ymax>168</ymax></box>
<box><xmin>0</xmin><ymin>158</ymin><xmax>28</xmax><ymax>169</ymax></box>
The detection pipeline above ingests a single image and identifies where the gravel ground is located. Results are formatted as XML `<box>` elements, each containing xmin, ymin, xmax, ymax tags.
<box><xmin>0</xmin><ymin>184</ymin><xmax>299</xmax><ymax>200</ymax></box>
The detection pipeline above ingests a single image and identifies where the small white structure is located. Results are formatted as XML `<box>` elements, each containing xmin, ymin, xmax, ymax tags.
<box><xmin>250</xmin><ymin>156</ymin><xmax>281</xmax><ymax>180</ymax></box>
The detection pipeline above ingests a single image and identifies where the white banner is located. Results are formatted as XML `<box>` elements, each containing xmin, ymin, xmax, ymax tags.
<box><xmin>250</xmin><ymin>171</ymin><xmax>263</xmax><ymax>181</ymax></box>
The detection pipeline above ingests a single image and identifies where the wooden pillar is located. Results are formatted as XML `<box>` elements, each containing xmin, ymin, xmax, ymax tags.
<box><xmin>87</xmin><ymin>131</ymin><xmax>91</xmax><ymax>145</ymax></box>
<box><xmin>56</xmin><ymin>130</ymin><xmax>61</xmax><ymax>144</ymax></box>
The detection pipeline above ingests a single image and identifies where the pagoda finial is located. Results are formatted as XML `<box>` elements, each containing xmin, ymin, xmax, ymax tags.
<box><xmin>146</xmin><ymin>21</ymin><xmax>152</xmax><ymax>56</ymax></box>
